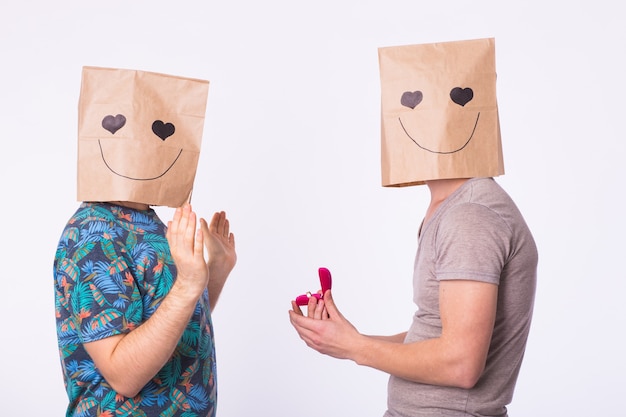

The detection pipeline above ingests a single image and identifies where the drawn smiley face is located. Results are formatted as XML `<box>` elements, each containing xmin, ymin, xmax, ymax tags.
<box><xmin>398</xmin><ymin>86</ymin><xmax>480</xmax><ymax>154</ymax></box>
<box><xmin>99</xmin><ymin>114</ymin><xmax>182</xmax><ymax>180</ymax></box>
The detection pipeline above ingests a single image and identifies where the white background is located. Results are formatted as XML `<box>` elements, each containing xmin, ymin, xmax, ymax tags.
<box><xmin>1</xmin><ymin>1</ymin><xmax>625</xmax><ymax>416</ymax></box>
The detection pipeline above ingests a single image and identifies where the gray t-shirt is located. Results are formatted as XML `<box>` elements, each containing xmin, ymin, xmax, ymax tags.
<box><xmin>385</xmin><ymin>177</ymin><xmax>538</xmax><ymax>417</ymax></box>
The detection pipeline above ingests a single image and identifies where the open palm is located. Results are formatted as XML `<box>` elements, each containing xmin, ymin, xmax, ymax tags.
<box><xmin>201</xmin><ymin>211</ymin><xmax>237</xmax><ymax>277</ymax></box>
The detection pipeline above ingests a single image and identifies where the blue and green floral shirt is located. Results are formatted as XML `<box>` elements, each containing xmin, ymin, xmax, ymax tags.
<box><xmin>54</xmin><ymin>203</ymin><xmax>216</xmax><ymax>417</ymax></box>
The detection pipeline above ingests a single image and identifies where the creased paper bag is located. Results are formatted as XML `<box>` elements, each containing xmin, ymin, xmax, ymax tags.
<box><xmin>378</xmin><ymin>38</ymin><xmax>504</xmax><ymax>187</ymax></box>
<box><xmin>77</xmin><ymin>66</ymin><xmax>209</xmax><ymax>207</ymax></box>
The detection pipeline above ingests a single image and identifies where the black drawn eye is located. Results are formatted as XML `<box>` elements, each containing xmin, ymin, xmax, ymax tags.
<box><xmin>450</xmin><ymin>87</ymin><xmax>473</xmax><ymax>107</ymax></box>
<box><xmin>101</xmin><ymin>114</ymin><xmax>126</xmax><ymax>134</ymax></box>
<box><xmin>401</xmin><ymin>91</ymin><xmax>423</xmax><ymax>109</ymax></box>
<box><xmin>152</xmin><ymin>120</ymin><xmax>175</xmax><ymax>140</ymax></box>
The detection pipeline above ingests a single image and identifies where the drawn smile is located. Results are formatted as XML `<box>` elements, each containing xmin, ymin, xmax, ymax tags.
<box><xmin>98</xmin><ymin>139</ymin><xmax>183</xmax><ymax>181</ymax></box>
<box><xmin>398</xmin><ymin>112</ymin><xmax>480</xmax><ymax>154</ymax></box>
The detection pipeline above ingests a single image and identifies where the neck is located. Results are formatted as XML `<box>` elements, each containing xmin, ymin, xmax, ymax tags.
<box><xmin>113</xmin><ymin>201</ymin><xmax>151</xmax><ymax>211</ymax></box>
<box><xmin>423</xmin><ymin>178</ymin><xmax>470</xmax><ymax>222</ymax></box>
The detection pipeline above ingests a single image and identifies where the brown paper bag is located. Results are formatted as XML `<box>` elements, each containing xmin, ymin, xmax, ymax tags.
<box><xmin>77</xmin><ymin>66</ymin><xmax>209</xmax><ymax>207</ymax></box>
<box><xmin>378</xmin><ymin>38</ymin><xmax>504</xmax><ymax>187</ymax></box>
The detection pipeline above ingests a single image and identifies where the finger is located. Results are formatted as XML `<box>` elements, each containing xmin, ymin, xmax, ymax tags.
<box><xmin>289</xmin><ymin>310</ymin><xmax>305</xmax><ymax>328</ymax></box>
<box><xmin>290</xmin><ymin>301</ymin><xmax>304</xmax><ymax>316</ymax></box>
<box><xmin>322</xmin><ymin>290</ymin><xmax>341</xmax><ymax>318</ymax></box>
<box><xmin>290</xmin><ymin>319</ymin><xmax>323</xmax><ymax>350</ymax></box>
<box><xmin>199</xmin><ymin>217</ymin><xmax>209</xmax><ymax>239</ymax></box>
<box><xmin>182</xmin><ymin>206</ymin><xmax>197</xmax><ymax>250</ymax></box>
<box><xmin>306</xmin><ymin>295</ymin><xmax>318</xmax><ymax>318</ymax></box>
<box><xmin>221</xmin><ymin>213</ymin><xmax>230</xmax><ymax>237</ymax></box>
<box><xmin>209</xmin><ymin>211</ymin><xmax>222</xmax><ymax>234</ymax></box>
<box><xmin>167</xmin><ymin>207</ymin><xmax>183</xmax><ymax>248</ymax></box>
<box><xmin>171</xmin><ymin>207</ymin><xmax>182</xmax><ymax>233</ymax></box>
<box><xmin>229</xmin><ymin>233</ymin><xmax>236</xmax><ymax>248</ymax></box>
<box><xmin>313</xmin><ymin>299</ymin><xmax>326</xmax><ymax>320</ymax></box>
<box><xmin>195</xmin><ymin>227</ymin><xmax>204</xmax><ymax>259</ymax></box>
<box><xmin>289</xmin><ymin>311</ymin><xmax>314</xmax><ymax>333</ymax></box>
<box><xmin>213</xmin><ymin>212</ymin><xmax>230</xmax><ymax>237</ymax></box>
<box><xmin>176</xmin><ymin>204</ymin><xmax>190</xmax><ymax>242</ymax></box>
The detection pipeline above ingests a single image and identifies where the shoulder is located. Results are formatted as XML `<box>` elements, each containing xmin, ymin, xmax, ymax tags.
<box><xmin>440</xmin><ymin>203</ymin><xmax>511</xmax><ymax>237</ymax></box>
<box><xmin>442</xmin><ymin>178</ymin><xmax>521</xmax><ymax>231</ymax></box>
<box><xmin>434</xmin><ymin>181</ymin><xmax>515</xmax><ymax>253</ymax></box>
<box><xmin>66</xmin><ymin>202</ymin><xmax>117</xmax><ymax>227</ymax></box>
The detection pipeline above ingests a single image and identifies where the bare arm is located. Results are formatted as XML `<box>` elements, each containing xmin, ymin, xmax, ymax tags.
<box><xmin>84</xmin><ymin>204</ymin><xmax>209</xmax><ymax>398</ymax></box>
<box><xmin>289</xmin><ymin>279</ymin><xmax>497</xmax><ymax>389</ymax></box>
<box><xmin>200</xmin><ymin>211</ymin><xmax>237</xmax><ymax>311</ymax></box>
<box><xmin>366</xmin><ymin>332</ymin><xmax>408</xmax><ymax>343</ymax></box>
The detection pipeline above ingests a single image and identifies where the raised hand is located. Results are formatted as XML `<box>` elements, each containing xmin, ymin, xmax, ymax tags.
<box><xmin>201</xmin><ymin>211</ymin><xmax>237</xmax><ymax>274</ymax></box>
<box><xmin>166</xmin><ymin>204</ymin><xmax>209</xmax><ymax>296</ymax></box>
<box><xmin>200</xmin><ymin>211</ymin><xmax>237</xmax><ymax>310</ymax></box>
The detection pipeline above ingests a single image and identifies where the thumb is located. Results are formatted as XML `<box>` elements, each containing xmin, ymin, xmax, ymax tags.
<box><xmin>199</xmin><ymin>218</ymin><xmax>209</xmax><ymax>237</ymax></box>
<box><xmin>322</xmin><ymin>289</ymin><xmax>342</xmax><ymax>318</ymax></box>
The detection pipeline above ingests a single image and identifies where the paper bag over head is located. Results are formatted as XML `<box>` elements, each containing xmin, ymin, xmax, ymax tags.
<box><xmin>77</xmin><ymin>66</ymin><xmax>210</xmax><ymax>207</ymax></box>
<box><xmin>378</xmin><ymin>37</ymin><xmax>504</xmax><ymax>187</ymax></box>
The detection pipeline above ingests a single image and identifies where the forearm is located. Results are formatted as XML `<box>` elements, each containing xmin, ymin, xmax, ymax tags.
<box><xmin>291</xmin><ymin>282</ymin><xmax>493</xmax><ymax>389</ymax></box>
<box><xmin>351</xmin><ymin>334</ymin><xmax>482</xmax><ymax>389</ymax></box>
<box><xmin>85</xmin><ymin>283</ymin><xmax>202</xmax><ymax>397</ymax></box>
<box><xmin>356</xmin><ymin>281</ymin><xmax>495</xmax><ymax>388</ymax></box>
<box><xmin>206</xmin><ymin>261</ymin><xmax>231</xmax><ymax>311</ymax></box>
<box><xmin>366</xmin><ymin>332</ymin><xmax>407</xmax><ymax>343</ymax></box>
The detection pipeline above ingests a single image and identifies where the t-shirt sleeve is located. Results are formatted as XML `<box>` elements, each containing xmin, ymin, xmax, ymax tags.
<box><xmin>68</xmin><ymin>236</ymin><xmax>143</xmax><ymax>344</ymax></box>
<box><xmin>434</xmin><ymin>202</ymin><xmax>512</xmax><ymax>285</ymax></box>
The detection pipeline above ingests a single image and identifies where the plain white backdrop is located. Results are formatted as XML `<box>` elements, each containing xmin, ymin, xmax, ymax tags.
<box><xmin>1</xmin><ymin>1</ymin><xmax>624</xmax><ymax>415</ymax></box>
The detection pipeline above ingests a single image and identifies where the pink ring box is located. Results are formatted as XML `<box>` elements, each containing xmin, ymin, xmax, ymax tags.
<box><xmin>295</xmin><ymin>267</ymin><xmax>332</xmax><ymax>306</ymax></box>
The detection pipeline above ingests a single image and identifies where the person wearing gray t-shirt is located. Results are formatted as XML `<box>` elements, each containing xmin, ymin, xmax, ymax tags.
<box><xmin>289</xmin><ymin>38</ymin><xmax>537</xmax><ymax>416</ymax></box>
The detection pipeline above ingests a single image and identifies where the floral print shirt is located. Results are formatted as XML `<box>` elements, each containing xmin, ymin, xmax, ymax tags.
<box><xmin>54</xmin><ymin>203</ymin><xmax>216</xmax><ymax>417</ymax></box>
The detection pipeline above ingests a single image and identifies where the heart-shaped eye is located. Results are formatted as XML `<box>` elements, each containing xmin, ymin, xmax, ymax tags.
<box><xmin>102</xmin><ymin>114</ymin><xmax>126</xmax><ymax>134</ymax></box>
<box><xmin>450</xmin><ymin>87</ymin><xmax>473</xmax><ymax>107</ymax></box>
<box><xmin>152</xmin><ymin>120</ymin><xmax>175</xmax><ymax>140</ymax></box>
<box><xmin>401</xmin><ymin>91</ymin><xmax>423</xmax><ymax>109</ymax></box>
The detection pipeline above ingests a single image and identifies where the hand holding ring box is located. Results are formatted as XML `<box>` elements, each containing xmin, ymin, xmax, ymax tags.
<box><xmin>295</xmin><ymin>268</ymin><xmax>332</xmax><ymax>306</ymax></box>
